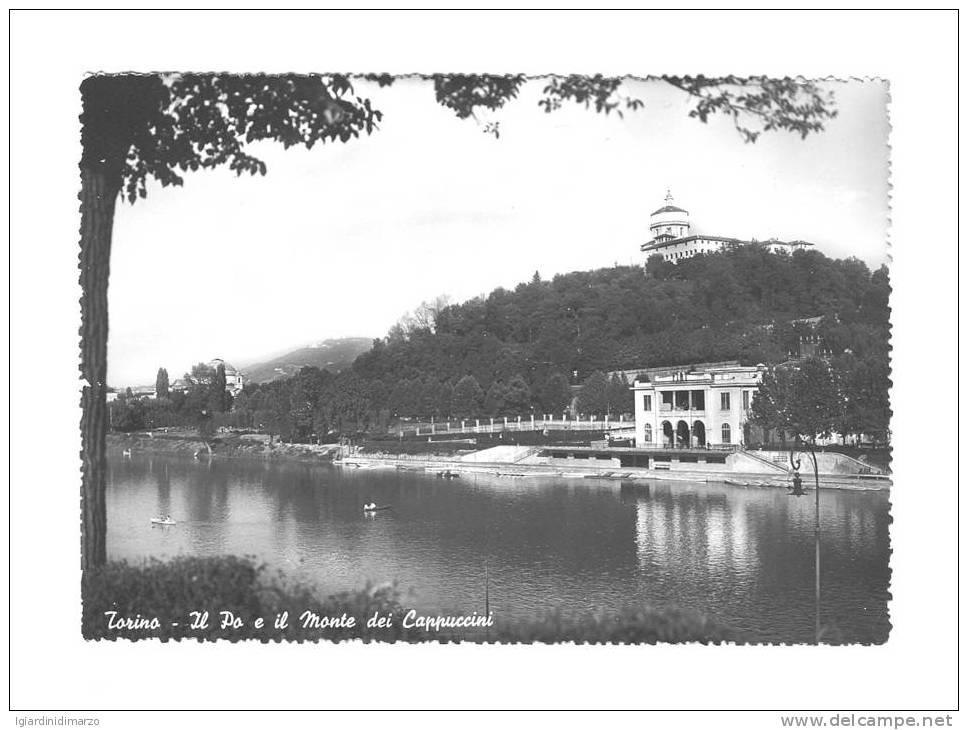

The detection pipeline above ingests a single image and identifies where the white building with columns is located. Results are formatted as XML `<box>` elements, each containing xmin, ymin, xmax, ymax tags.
<box><xmin>631</xmin><ymin>362</ymin><xmax>764</xmax><ymax>448</ymax></box>
<box><xmin>641</xmin><ymin>191</ymin><xmax>813</xmax><ymax>264</ymax></box>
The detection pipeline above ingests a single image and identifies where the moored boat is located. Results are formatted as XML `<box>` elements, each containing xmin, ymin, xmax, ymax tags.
<box><xmin>363</xmin><ymin>504</ymin><xmax>392</xmax><ymax>513</ymax></box>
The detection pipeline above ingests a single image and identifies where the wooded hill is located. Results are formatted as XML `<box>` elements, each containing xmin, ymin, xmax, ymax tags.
<box><xmin>352</xmin><ymin>246</ymin><xmax>890</xmax><ymax>388</ymax></box>
<box><xmin>119</xmin><ymin>246</ymin><xmax>890</xmax><ymax>441</ymax></box>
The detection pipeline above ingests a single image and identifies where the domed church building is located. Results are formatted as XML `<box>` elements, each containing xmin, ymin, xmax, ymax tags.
<box><xmin>208</xmin><ymin>358</ymin><xmax>245</xmax><ymax>395</ymax></box>
<box><xmin>641</xmin><ymin>191</ymin><xmax>814</xmax><ymax>264</ymax></box>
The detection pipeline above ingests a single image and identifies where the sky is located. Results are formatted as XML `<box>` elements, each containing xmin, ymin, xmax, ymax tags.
<box><xmin>108</xmin><ymin>77</ymin><xmax>889</xmax><ymax>387</ymax></box>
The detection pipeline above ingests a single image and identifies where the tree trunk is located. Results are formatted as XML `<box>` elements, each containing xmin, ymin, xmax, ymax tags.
<box><xmin>80</xmin><ymin>167</ymin><xmax>119</xmax><ymax>571</ymax></box>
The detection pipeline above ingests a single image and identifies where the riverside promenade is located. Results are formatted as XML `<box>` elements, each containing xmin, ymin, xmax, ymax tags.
<box><xmin>392</xmin><ymin>414</ymin><xmax>636</xmax><ymax>438</ymax></box>
<box><xmin>339</xmin><ymin>444</ymin><xmax>891</xmax><ymax>491</ymax></box>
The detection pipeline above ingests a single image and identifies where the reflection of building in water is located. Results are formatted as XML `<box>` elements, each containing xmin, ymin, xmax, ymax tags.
<box><xmin>705</xmin><ymin>505</ymin><xmax>726</xmax><ymax>561</ymax></box>
<box><xmin>634</xmin><ymin>500</ymin><xmax>667</xmax><ymax>562</ymax></box>
<box><xmin>634</xmin><ymin>491</ymin><xmax>758</xmax><ymax>574</ymax></box>
<box><xmin>728</xmin><ymin>500</ymin><xmax>753</xmax><ymax>571</ymax></box>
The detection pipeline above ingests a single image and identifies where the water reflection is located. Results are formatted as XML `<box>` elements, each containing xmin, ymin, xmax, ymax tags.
<box><xmin>107</xmin><ymin>455</ymin><xmax>891</xmax><ymax>643</ymax></box>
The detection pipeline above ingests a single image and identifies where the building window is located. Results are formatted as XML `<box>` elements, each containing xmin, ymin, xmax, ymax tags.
<box><xmin>643</xmin><ymin>424</ymin><xmax>653</xmax><ymax>442</ymax></box>
<box><xmin>643</xmin><ymin>394</ymin><xmax>652</xmax><ymax>411</ymax></box>
<box><xmin>720</xmin><ymin>392</ymin><xmax>731</xmax><ymax>411</ymax></box>
<box><xmin>742</xmin><ymin>390</ymin><xmax>750</xmax><ymax>410</ymax></box>
<box><xmin>721</xmin><ymin>423</ymin><xmax>732</xmax><ymax>444</ymax></box>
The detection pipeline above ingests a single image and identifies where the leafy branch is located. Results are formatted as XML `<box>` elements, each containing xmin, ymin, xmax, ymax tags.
<box><xmin>662</xmin><ymin>75</ymin><xmax>837</xmax><ymax>143</ymax></box>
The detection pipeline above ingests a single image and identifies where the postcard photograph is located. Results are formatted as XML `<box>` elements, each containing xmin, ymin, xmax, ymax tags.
<box><xmin>10</xmin><ymin>8</ymin><xmax>965</xmax><ymax>722</ymax></box>
<box><xmin>72</xmin><ymin>71</ymin><xmax>893</xmax><ymax>646</ymax></box>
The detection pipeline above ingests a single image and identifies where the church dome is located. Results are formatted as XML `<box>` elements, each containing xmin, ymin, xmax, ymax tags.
<box><xmin>649</xmin><ymin>190</ymin><xmax>690</xmax><ymax>240</ymax></box>
<box><xmin>651</xmin><ymin>203</ymin><xmax>689</xmax><ymax>216</ymax></box>
<box><xmin>208</xmin><ymin>357</ymin><xmax>239</xmax><ymax>376</ymax></box>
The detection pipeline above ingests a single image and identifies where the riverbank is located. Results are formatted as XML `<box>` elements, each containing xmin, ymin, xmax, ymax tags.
<box><xmin>108</xmin><ymin>431</ymin><xmax>890</xmax><ymax>491</ymax></box>
<box><xmin>338</xmin><ymin>450</ymin><xmax>891</xmax><ymax>491</ymax></box>
<box><xmin>107</xmin><ymin>431</ymin><xmax>340</xmax><ymax>462</ymax></box>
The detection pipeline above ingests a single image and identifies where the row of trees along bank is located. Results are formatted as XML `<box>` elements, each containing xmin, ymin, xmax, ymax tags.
<box><xmin>752</xmin><ymin>355</ymin><xmax>891</xmax><ymax>449</ymax></box>
<box><xmin>110</xmin><ymin>362</ymin><xmax>233</xmax><ymax>438</ymax></box>
<box><xmin>111</xmin><ymin>364</ymin><xmax>635</xmax><ymax>442</ymax></box>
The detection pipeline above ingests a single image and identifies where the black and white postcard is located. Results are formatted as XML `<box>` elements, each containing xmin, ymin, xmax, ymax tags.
<box><xmin>8</xmin><ymin>9</ymin><xmax>959</xmax><ymax>723</ymax></box>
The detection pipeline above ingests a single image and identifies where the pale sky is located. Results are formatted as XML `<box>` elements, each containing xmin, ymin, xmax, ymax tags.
<box><xmin>108</xmin><ymin>78</ymin><xmax>889</xmax><ymax>386</ymax></box>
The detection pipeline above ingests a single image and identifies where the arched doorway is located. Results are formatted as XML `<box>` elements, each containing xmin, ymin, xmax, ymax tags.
<box><xmin>676</xmin><ymin>420</ymin><xmax>690</xmax><ymax>448</ymax></box>
<box><xmin>692</xmin><ymin>420</ymin><xmax>706</xmax><ymax>447</ymax></box>
<box><xmin>661</xmin><ymin>421</ymin><xmax>673</xmax><ymax>447</ymax></box>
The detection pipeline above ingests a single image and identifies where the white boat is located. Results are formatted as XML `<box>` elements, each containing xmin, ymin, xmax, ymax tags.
<box><xmin>150</xmin><ymin>517</ymin><xmax>176</xmax><ymax>526</ymax></box>
<box><xmin>339</xmin><ymin>461</ymin><xmax>376</xmax><ymax>469</ymax></box>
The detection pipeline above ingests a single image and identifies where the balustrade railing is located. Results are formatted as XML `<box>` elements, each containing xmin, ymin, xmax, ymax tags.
<box><xmin>392</xmin><ymin>415</ymin><xmax>633</xmax><ymax>438</ymax></box>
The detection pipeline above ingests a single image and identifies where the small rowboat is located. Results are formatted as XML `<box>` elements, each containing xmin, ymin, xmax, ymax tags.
<box><xmin>150</xmin><ymin>517</ymin><xmax>176</xmax><ymax>526</ymax></box>
<box><xmin>363</xmin><ymin>505</ymin><xmax>392</xmax><ymax>513</ymax></box>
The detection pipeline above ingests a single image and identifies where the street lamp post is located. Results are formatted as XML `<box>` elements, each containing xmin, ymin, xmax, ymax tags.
<box><xmin>790</xmin><ymin>451</ymin><xmax>821</xmax><ymax>644</ymax></box>
<box><xmin>813</xmin><ymin>455</ymin><xmax>821</xmax><ymax>643</ymax></box>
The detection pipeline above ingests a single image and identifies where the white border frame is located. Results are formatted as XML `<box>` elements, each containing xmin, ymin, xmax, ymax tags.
<box><xmin>7</xmin><ymin>8</ymin><xmax>960</xmax><ymax>721</ymax></box>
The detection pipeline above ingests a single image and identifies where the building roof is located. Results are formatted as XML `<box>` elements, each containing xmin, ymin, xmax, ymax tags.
<box><xmin>650</xmin><ymin>205</ymin><xmax>688</xmax><ymax>216</ymax></box>
<box><xmin>640</xmin><ymin>234</ymin><xmax>816</xmax><ymax>253</ymax></box>
<box><xmin>611</xmin><ymin>361</ymin><xmax>742</xmax><ymax>383</ymax></box>
<box><xmin>641</xmin><ymin>234</ymin><xmax>742</xmax><ymax>252</ymax></box>
<box><xmin>629</xmin><ymin>361</ymin><xmax>763</xmax><ymax>389</ymax></box>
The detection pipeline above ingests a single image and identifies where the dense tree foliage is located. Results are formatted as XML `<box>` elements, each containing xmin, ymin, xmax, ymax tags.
<box><xmin>110</xmin><ymin>362</ymin><xmax>234</xmax><ymax>438</ymax></box>
<box><xmin>155</xmin><ymin>367</ymin><xmax>169</xmax><ymax>399</ymax></box>
<box><xmin>113</xmin><ymin>247</ymin><xmax>890</xmax><ymax>442</ymax></box>
<box><xmin>352</xmin><ymin>246</ymin><xmax>888</xmax><ymax>392</ymax></box>
<box><xmin>750</xmin><ymin>356</ymin><xmax>850</xmax><ymax>503</ymax></box>
<box><xmin>209</xmin><ymin>363</ymin><xmax>228</xmax><ymax>414</ymax></box>
<box><xmin>751</xmin><ymin>358</ymin><xmax>842</xmax><ymax>445</ymax></box>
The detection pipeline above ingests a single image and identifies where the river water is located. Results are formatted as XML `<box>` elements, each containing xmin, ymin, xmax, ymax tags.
<box><xmin>107</xmin><ymin>453</ymin><xmax>891</xmax><ymax>643</ymax></box>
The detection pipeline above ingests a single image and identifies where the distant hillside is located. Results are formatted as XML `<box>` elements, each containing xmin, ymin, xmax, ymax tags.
<box><xmin>243</xmin><ymin>337</ymin><xmax>373</xmax><ymax>383</ymax></box>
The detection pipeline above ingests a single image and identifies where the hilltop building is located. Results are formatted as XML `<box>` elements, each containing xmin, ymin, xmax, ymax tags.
<box><xmin>631</xmin><ymin>362</ymin><xmax>764</xmax><ymax>448</ymax></box>
<box><xmin>641</xmin><ymin>191</ymin><xmax>813</xmax><ymax>264</ymax></box>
